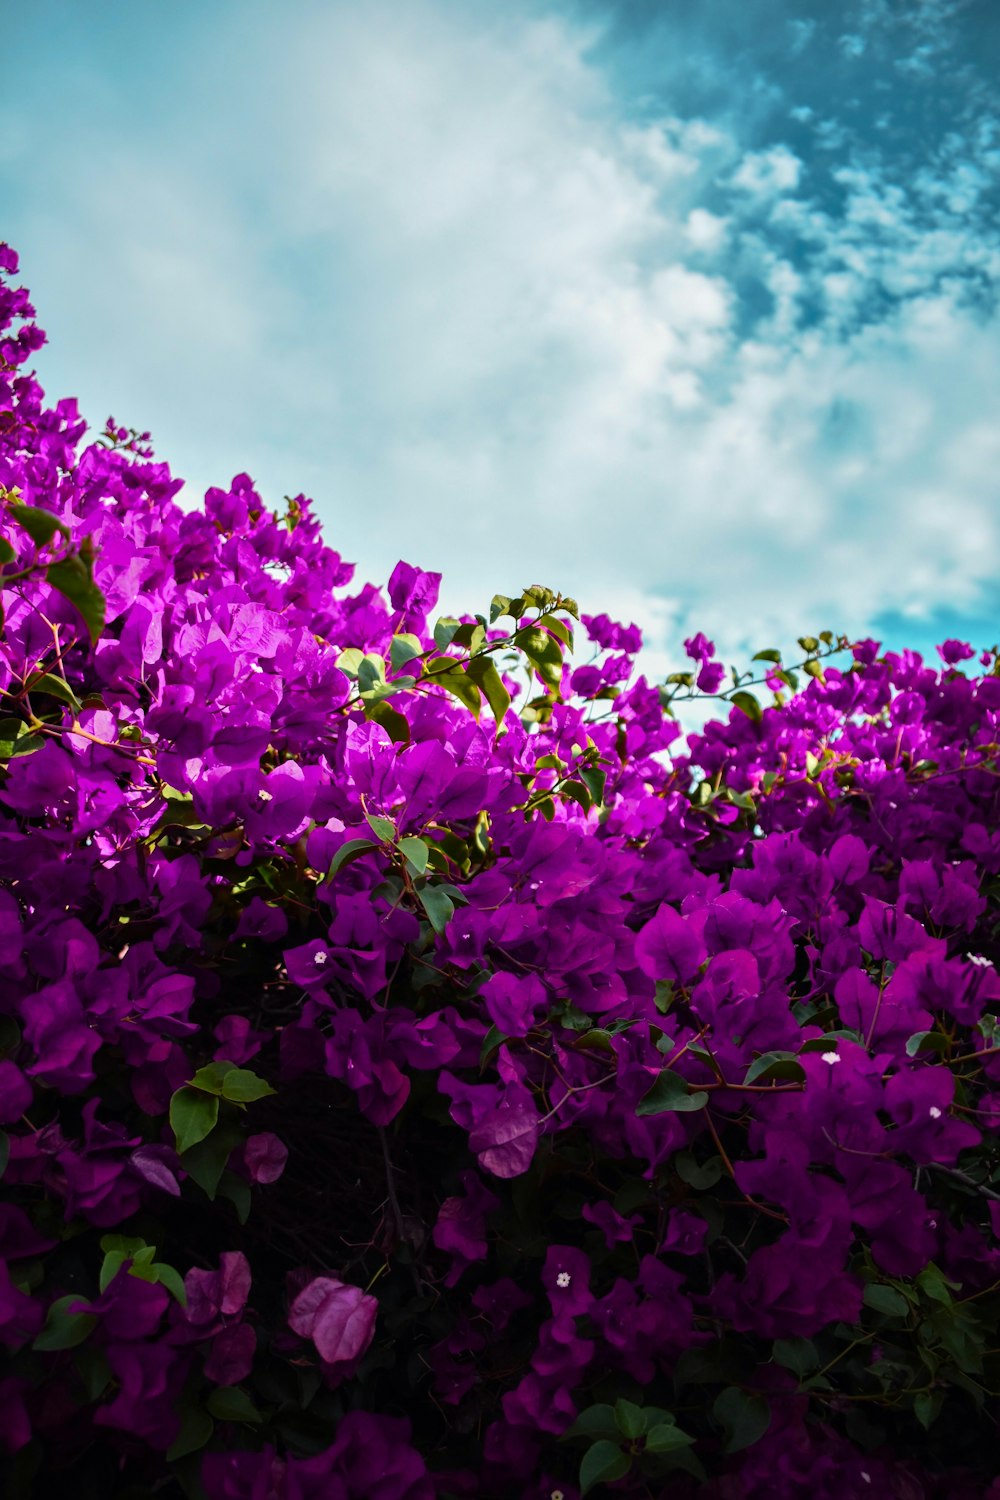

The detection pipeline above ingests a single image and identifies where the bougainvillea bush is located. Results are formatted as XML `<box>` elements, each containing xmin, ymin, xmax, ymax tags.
<box><xmin>1</xmin><ymin>241</ymin><xmax>1000</xmax><ymax>1500</ymax></box>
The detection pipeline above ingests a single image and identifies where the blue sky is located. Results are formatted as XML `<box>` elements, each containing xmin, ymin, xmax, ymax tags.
<box><xmin>3</xmin><ymin>0</ymin><xmax>999</xmax><ymax>672</ymax></box>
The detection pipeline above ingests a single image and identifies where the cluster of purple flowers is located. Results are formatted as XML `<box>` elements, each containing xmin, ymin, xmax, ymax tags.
<box><xmin>1</xmin><ymin>241</ymin><xmax>999</xmax><ymax>1498</ymax></box>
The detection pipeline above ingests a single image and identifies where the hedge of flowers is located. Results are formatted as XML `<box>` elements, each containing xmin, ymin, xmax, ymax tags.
<box><xmin>1</xmin><ymin>240</ymin><xmax>999</xmax><ymax>1499</ymax></box>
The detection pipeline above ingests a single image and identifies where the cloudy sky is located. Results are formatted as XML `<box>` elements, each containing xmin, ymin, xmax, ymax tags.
<box><xmin>4</xmin><ymin>0</ymin><xmax>999</xmax><ymax>670</ymax></box>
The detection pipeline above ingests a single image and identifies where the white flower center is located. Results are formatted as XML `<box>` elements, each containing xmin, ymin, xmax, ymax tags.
<box><xmin>314</xmin><ymin>951</ymin><xmax>328</xmax><ymax>966</ymax></box>
<box><xmin>551</xmin><ymin>1492</ymin><xmax>565</xmax><ymax>1500</ymax></box>
<box><xmin>556</xmin><ymin>1271</ymin><xmax>571</xmax><ymax>1288</ymax></box>
<box><xmin>258</xmin><ymin>789</ymin><xmax>273</xmax><ymax>803</ymax></box>
<box><xmin>821</xmin><ymin>1051</ymin><xmax>841</xmax><ymax>1065</ymax></box>
<box><xmin>929</xmin><ymin>1106</ymin><xmax>942</xmax><ymax>1119</ymax></box>
<box><xmin>968</xmin><ymin>953</ymin><xmax>990</xmax><ymax>967</ymax></box>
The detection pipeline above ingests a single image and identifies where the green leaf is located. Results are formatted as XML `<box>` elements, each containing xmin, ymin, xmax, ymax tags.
<box><xmin>771</xmin><ymin>1337</ymin><xmax>819</xmax><ymax>1377</ymax></box>
<box><xmin>25</xmin><ymin>673</ymin><xmax>82</xmax><ymax>711</ymax></box>
<box><xmin>366</xmin><ymin>699</ymin><xmax>411</xmax><ymax>743</ymax></box>
<box><xmin>713</xmin><ymin>1387</ymin><xmax>771</xmax><ymax>1454</ymax></box>
<box><xmin>433</xmin><ymin>616</ymin><xmax>462</xmax><ymax>650</ymax></box>
<box><xmin>797</xmin><ymin>1030</ymin><xmax>862</xmax><ymax>1052</ymax></box>
<box><xmin>169</xmin><ymin>1086</ymin><xmax>220</xmax><ymax>1154</ymax></box>
<box><xmin>906</xmin><ymin>1030</ymin><xmax>950</xmax><ymax>1058</ymax></box>
<box><xmin>217</xmin><ymin>1168</ymin><xmax>252</xmax><ymax>1223</ymax></box>
<box><xmin>514</xmin><ymin>626</ymin><xmax>564</xmax><ymax>690</ymax></box>
<box><xmin>433</xmin><ymin>668</ymin><xmax>482</xmax><ymax>717</ymax></box>
<box><xmin>99</xmin><ymin>1233</ymin><xmax>147</xmax><ymax>1256</ymax></box>
<box><xmin>335</xmin><ymin>647</ymin><xmax>365</xmax><ymax>679</ymax></box>
<box><xmin>398</xmin><ymin>835</ymin><xmax>429</xmax><ymax>874</ymax></box>
<box><xmin>166</xmin><ymin>1406</ymin><xmax>214</xmax><ymax>1462</ymax></box>
<box><xmin>419</xmin><ymin>884</ymin><xmax>455</xmax><ymax>934</ymax></box>
<box><xmin>614</xmin><ymin>1399</ymin><xmax>645</xmax><ymax>1439</ymax></box>
<box><xmin>917</xmin><ymin>1263</ymin><xmax>960</xmax><ymax>1305</ymax></box>
<box><xmin>803</xmin><ymin>658</ymin><xmax>825</xmax><ymax>681</ymax></box>
<box><xmin>181</xmin><ymin>1121</ymin><xmax>242</xmax><ymax>1200</ymax></box>
<box><xmin>751</xmin><ymin>649</ymin><xmax>782</xmax><ymax>663</ymax></box>
<box><xmin>580</xmin><ymin>765</ymin><xmax>607</xmax><ymax>807</ymax></box>
<box><xmin>636</xmin><ymin>1070</ymin><xmax>709</xmax><ymax>1115</ymax></box>
<box><xmin>45</xmin><ymin>555</ymin><xmax>106</xmax><ymax>645</ymax></box>
<box><xmin>327</xmin><ymin>838</ymin><xmax>378</xmax><ymax>877</ymax></box>
<box><xmin>0</xmin><ymin>1130</ymin><xmax>8</xmax><ymax>1180</ymax></box>
<box><xmin>466</xmin><ymin>655</ymin><xmax>511</xmax><ymax>726</ymax></box>
<box><xmin>580</xmin><ymin>1439</ymin><xmax>630</xmax><ymax>1496</ymax></box>
<box><xmin>0</xmin><ymin>537</ymin><xmax>14</xmax><ymax>565</ymax></box>
<box><xmin>364</xmin><ymin>811</ymin><xmax>397</xmax><ymax>843</ymax></box>
<box><xmin>562</xmin><ymin>1404</ymin><xmax>619</xmax><ymax>1442</ymax></box>
<box><xmin>489</xmin><ymin>594</ymin><xmax>512</xmax><ymax>624</ymax></box>
<box><xmin>645</xmin><ymin>1421</ymin><xmax>694</xmax><ymax>1454</ymax></box>
<box><xmin>98</xmin><ymin>1248</ymin><xmax>128</xmax><ymax>1289</ymax></box>
<box><xmin>33</xmin><ymin>1295</ymin><xmax>97</xmax><ymax>1351</ymax></box>
<box><xmin>914</xmin><ymin>1390</ymin><xmax>944</xmax><ymax>1430</ymax></box>
<box><xmin>674</xmin><ymin>1150</ymin><xmax>723</xmax><ymax>1189</ymax></box>
<box><xmin>207</xmin><ymin>1386</ymin><xmax>262</xmax><ymax>1424</ymax></box>
<box><xmin>451</xmin><ymin>621</ymin><xmax>486</xmax><ymax>653</ymax></box>
<box><xmin>798</xmin><ymin>636</ymin><xmax>819</xmax><ymax>652</ymax></box>
<box><xmin>560</xmin><ymin>779</ymin><xmax>592</xmax><ymax>812</ymax></box>
<box><xmin>863</xmin><ymin>1283</ymin><xmax>911</xmax><ymax>1318</ymax></box>
<box><xmin>0</xmin><ymin>717</ymin><xmax>25</xmax><ymax>759</ymax></box>
<box><xmin>730</xmin><ymin>690</ymin><xmax>762</xmax><ymax>723</ymax></box>
<box><xmin>390</xmin><ymin>633</ymin><xmax>424</xmax><ymax>670</ymax></box>
<box><xmin>475</xmin><ymin>1024</ymin><xmax>508</xmax><ymax>1070</ymax></box>
<box><xmin>221</xmin><ymin>1068</ymin><xmax>276</xmax><ymax>1103</ymax></box>
<box><xmin>9</xmin><ymin>504</ymin><xmax>69</xmax><ymax>548</ymax></box>
<box><xmin>537</xmin><ymin>612</ymin><xmax>573</xmax><ymax>649</ymax></box>
<box><xmin>357</xmin><ymin>653</ymin><xmax>387</xmax><ymax>696</ymax></box>
<box><xmin>74</xmin><ymin>1346</ymin><xmax>113</xmax><ymax>1401</ymax></box>
<box><xmin>188</xmin><ymin>1060</ymin><xmax>238</xmax><ymax>1096</ymax></box>
<box><xmin>743</xmin><ymin>1051</ymin><xmax>805</xmax><ymax>1085</ymax></box>
<box><xmin>152</xmin><ymin>1261</ymin><xmax>188</xmax><ymax>1306</ymax></box>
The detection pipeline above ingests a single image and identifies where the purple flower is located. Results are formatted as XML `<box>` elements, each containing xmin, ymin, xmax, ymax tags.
<box><xmin>243</xmin><ymin>1132</ymin><xmax>288</xmax><ymax>1184</ymax></box>
<box><xmin>634</xmin><ymin>903</ymin><xmax>706</xmax><ymax>985</ymax></box>
<box><xmin>288</xmin><ymin>1275</ymin><xmax>378</xmax><ymax>1371</ymax></box>
<box><xmin>468</xmin><ymin>1101</ymin><xmax>541</xmax><ymax>1178</ymax></box>
<box><xmin>432</xmin><ymin>1171</ymin><xmax>500</xmax><ymax>1285</ymax></box>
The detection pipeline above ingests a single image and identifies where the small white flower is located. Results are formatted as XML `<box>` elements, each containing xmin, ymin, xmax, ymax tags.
<box><xmin>968</xmin><ymin>953</ymin><xmax>991</xmax><ymax>967</ymax></box>
<box><xmin>258</xmin><ymin>788</ymin><xmax>273</xmax><ymax>803</ymax></box>
<box><xmin>314</xmin><ymin>951</ymin><xmax>328</xmax><ymax>966</ymax></box>
<box><xmin>929</xmin><ymin>1106</ymin><xmax>942</xmax><ymax>1119</ymax></box>
<box><xmin>551</xmin><ymin>1491</ymin><xmax>565</xmax><ymax>1500</ymax></box>
<box><xmin>556</xmin><ymin>1271</ymin><xmax>571</xmax><ymax>1289</ymax></box>
<box><xmin>821</xmin><ymin>1051</ymin><xmax>841</xmax><ymax>1065</ymax></box>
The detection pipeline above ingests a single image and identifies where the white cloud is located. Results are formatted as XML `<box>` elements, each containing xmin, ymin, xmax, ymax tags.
<box><xmin>731</xmin><ymin>144</ymin><xmax>803</xmax><ymax>197</ymax></box>
<box><xmin>684</xmin><ymin>207</ymin><xmax>728</xmax><ymax>252</ymax></box>
<box><xmin>2</xmin><ymin>0</ymin><xmax>999</xmax><ymax>672</ymax></box>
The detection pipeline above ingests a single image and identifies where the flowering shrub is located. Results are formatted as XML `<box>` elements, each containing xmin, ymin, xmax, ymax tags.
<box><xmin>1</xmin><ymin>240</ymin><xmax>999</xmax><ymax>1499</ymax></box>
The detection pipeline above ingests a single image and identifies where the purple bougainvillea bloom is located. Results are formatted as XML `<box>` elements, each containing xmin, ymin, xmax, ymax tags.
<box><xmin>480</xmin><ymin>971</ymin><xmax>548</xmax><ymax>1038</ymax></box>
<box><xmin>432</xmin><ymin>1171</ymin><xmax>500</xmax><ymax>1285</ymax></box>
<box><xmin>288</xmin><ymin>1276</ymin><xmax>378</xmax><ymax>1368</ymax></box>
<box><xmin>93</xmin><ymin>1341</ymin><xmax>188</xmax><ymax>1449</ymax></box>
<box><xmin>581</xmin><ymin>1200</ymin><xmax>641</xmax><ymax>1248</ymax></box>
<box><xmin>0</xmin><ymin>1059</ymin><xmax>32</xmax><ymax>1123</ymax></box>
<box><xmin>634</xmin><ymin>903</ymin><xmax>706</xmax><ymax>985</ymax></box>
<box><xmin>468</xmin><ymin>1101</ymin><xmax>541</xmax><ymax>1178</ymax></box>
<box><xmin>204</xmin><ymin>1321</ymin><xmax>257</xmax><ymax>1385</ymax></box>
<box><xmin>243</xmin><ymin>1132</ymin><xmax>288</xmax><ymax>1184</ymax></box>
<box><xmin>938</xmin><ymin>639</ymin><xmax>975</xmax><ymax>665</ymax></box>
<box><xmin>184</xmin><ymin>1252</ymin><xmax>252</xmax><ymax>1327</ymax></box>
<box><xmin>4</xmin><ymin>244</ymin><xmax>1000</xmax><ymax>1496</ymax></box>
